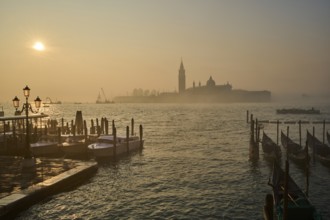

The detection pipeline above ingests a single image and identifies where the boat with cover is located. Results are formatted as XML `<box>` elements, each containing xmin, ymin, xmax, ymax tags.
<box><xmin>60</xmin><ymin>135</ymin><xmax>88</xmax><ymax>158</ymax></box>
<box><xmin>281</xmin><ymin>131</ymin><xmax>309</xmax><ymax>164</ymax></box>
<box><xmin>30</xmin><ymin>135</ymin><xmax>61</xmax><ymax>157</ymax></box>
<box><xmin>88</xmin><ymin>134</ymin><xmax>142</xmax><ymax>158</ymax></box>
<box><xmin>267</xmin><ymin>162</ymin><xmax>322</xmax><ymax>220</ymax></box>
<box><xmin>262</xmin><ymin>132</ymin><xmax>281</xmax><ymax>159</ymax></box>
<box><xmin>307</xmin><ymin>131</ymin><xmax>330</xmax><ymax>165</ymax></box>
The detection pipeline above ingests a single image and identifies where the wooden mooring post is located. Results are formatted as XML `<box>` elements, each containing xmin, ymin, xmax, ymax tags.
<box><xmin>105</xmin><ymin>118</ymin><xmax>109</xmax><ymax>135</ymax></box>
<box><xmin>323</xmin><ymin>119</ymin><xmax>325</xmax><ymax>144</ymax></box>
<box><xmin>131</xmin><ymin>118</ymin><xmax>134</xmax><ymax>136</ymax></box>
<box><xmin>312</xmin><ymin>126</ymin><xmax>315</xmax><ymax>163</ymax></box>
<box><xmin>112</xmin><ymin>120</ymin><xmax>115</xmax><ymax>135</ymax></box>
<box><xmin>113</xmin><ymin>127</ymin><xmax>117</xmax><ymax>156</ymax></box>
<box><xmin>126</xmin><ymin>126</ymin><xmax>129</xmax><ymax>153</ymax></box>
<box><xmin>139</xmin><ymin>124</ymin><xmax>143</xmax><ymax>148</ymax></box>
<box><xmin>249</xmin><ymin>116</ymin><xmax>259</xmax><ymax>160</ymax></box>
<box><xmin>286</xmin><ymin>126</ymin><xmax>290</xmax><ymax>160</ymax></box>
<box><xmin>246</xmin><ymin>110</ymin><xmax>249</xmax><ymax>123</ymax></box>
<box><xmin>283</xmin><ymin>160</ymin><xmax>289</xmax><ymax>220</ymax></box>
<box><xmin>305</xmin><ymin>140</ymin><xmax>309</xmax><ymax>197</ymax></box>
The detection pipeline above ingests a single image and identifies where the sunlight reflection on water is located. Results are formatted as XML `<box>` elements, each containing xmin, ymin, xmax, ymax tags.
<box><xmin>12</xmin><ymin>102</ymin><xmax>330</xmax><ymax>219</ymax></box>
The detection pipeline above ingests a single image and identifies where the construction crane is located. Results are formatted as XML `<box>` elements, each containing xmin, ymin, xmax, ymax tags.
<box><xmin>101</xmin><ymin>88</ymin><xmax>109</xmax><ymax>102</ymax></box>
<box><xmin>96</xmin><ymin>88</ymin><xmax>113</xmax><ymax>103</ymax></box>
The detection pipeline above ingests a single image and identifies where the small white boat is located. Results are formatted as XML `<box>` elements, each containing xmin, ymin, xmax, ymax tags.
<box><xmin>60</xmin><ymin>135</ymin><xmax>88</xmax><ymax>157</ymax></box>
<box><xmin>30</xmin><ymin>135</ymin><xmax>61</xmax><ymax>157</ymax></box>
<box><xmin>88</xmin><ymin>135</ymin><xmax>143</xmax><ymax>158</ymax></box>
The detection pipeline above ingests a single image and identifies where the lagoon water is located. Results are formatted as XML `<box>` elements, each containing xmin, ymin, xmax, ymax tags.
<box><xmin>4</xmin><ymin>100</ymin><xmax>329</xmax><ymax>219</ymax></box>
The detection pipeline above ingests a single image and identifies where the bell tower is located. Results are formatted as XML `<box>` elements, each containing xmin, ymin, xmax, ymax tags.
<box><xmin>178</xmin><ymin>59</ymin><xmax>186</xmax><ymax>94</ymax></box>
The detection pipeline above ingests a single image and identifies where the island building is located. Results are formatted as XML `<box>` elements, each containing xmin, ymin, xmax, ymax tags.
<box><xmin>113</xmin><ymin>60</ymin><xmax>271</xmax><ymax>103</ymax></box>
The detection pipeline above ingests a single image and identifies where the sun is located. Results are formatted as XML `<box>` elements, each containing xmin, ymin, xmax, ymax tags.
<box><xmin>33</xmin><ymin>42</ymin><xmax>45</xmax><ymax>51</ymax></box>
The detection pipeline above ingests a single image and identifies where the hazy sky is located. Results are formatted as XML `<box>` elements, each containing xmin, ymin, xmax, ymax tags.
<box><xmin>1</xmin><ymin>0</ymin><xmax>329</xmax><ymax>102</ymax></box>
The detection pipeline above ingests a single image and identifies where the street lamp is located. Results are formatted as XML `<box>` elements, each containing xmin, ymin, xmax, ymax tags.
<box><xmin>13</xmin><ymin>85</ymin><xmax>42</xmax><ymax>167</ymax></box>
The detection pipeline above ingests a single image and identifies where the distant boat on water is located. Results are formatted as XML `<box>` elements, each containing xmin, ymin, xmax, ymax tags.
<box><xmin>43</xmin><ymin>97</ymin><xmax>62</xmax><ymax>105</ymax></box>
<box><xmin>276</xmin><ymin>108</ymin><xmax>320</xmax><ymax>115</ymax></box>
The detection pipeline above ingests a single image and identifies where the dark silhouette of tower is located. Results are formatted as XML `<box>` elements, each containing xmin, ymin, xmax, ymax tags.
<box><xmin>178</xmin><ymin>59</ymin><xmax>186</xmax><ymax>94</ymax></box>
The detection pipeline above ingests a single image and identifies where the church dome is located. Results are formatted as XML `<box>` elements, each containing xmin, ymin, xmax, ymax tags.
<box><xmin>206</xmin><ymin>76</ymin><xmax>216</xmax><ymax>87</ymax></box>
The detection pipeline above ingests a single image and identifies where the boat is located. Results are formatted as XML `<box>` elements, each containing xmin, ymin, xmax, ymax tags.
<box><xmin>30</xmin><ymin>135</ymin><xmax>61</xmax><ymax>157</ymax></box>
<box><xmin>276</xmin><ymin>108</ymin><xmax>320</xmax><ymax>115</ymax></box>
<box><xmin>43</xmin><ymin>97</ymin><xmax>62</xmax><ymax>105</ymax></box>
<box><xmin>266</xmin><ymin>162</ymin><xmax>322</xmax><ymax>220</ymax></box>
<box><xmin>87</xmin><ymin>134</ymin><xmax>142</xmax><ymax>158</ymax></box>
<box><xmin>60</xmin><ymin>135</ymin><xmax>89</xmax><ymax>158</ymax></box>
<box><xmin>307</xmin><ymin>131</ymin><xmax>330</xmax><ymax>165</ymax></box>
<box><xmin>261</xmin><ymin>132</ymin><xmax>281</xmax><ymax>159</ymax></box>
<box><xmin>281</xmin><ymin>131</ymin><xmax>309</xmax><ymax>164</ymax></box>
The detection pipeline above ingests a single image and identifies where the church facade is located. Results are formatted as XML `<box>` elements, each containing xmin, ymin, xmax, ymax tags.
<box><xmin>176</xmin><ymin>60</ymin><xmax>271</xmax><ymax>102</ymax></box>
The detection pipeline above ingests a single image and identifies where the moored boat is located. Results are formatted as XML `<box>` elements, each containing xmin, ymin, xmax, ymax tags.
<box><xmin>266</xmin><ymin>162</ymin><xmax>322</xmax><ymax>220</ymax></box>
<box><xmin>262</xmin><ymin>132</ymin><xmax>281</xmax><ymax>159</ymax></box>
<box><xmin>88</xmin><ymin>134</ymin><xmax>143</xmax><ymax>158</ymax></box>
<box><xmin>307</xmin><ymin>131</ymin><xmax>330</xmax><ymax>165</ymax></box>
<box><xmin>276</xmin><ymin>108</ymin><xmax>320</xmax><ymax>115</ymax></box>
<box><xmin>60</xmin><ymin>135</ymin><xmax>89</xmax><ymax>158</ymax></box>
<box><xmin>30</xmin><ymin>135</ymin><xmax>61</xmax><ymax>157</ymax></box>
<box><xmin>281</xmin><ymin>131</ymin><xmax>309</xmax><ymax>164</ymax></box>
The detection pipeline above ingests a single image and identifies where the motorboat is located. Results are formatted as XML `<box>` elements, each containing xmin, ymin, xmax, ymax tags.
<box><xmin>88</xmin><ymin>135</ymin><xmax>143</xmax><ymax>158</ymax></box>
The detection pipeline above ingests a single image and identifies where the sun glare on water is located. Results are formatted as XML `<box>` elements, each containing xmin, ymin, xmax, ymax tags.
<box><xmin>33</xmin><ymin>42</ymin><xmax>45</xmax><ymax>51</ymax></box>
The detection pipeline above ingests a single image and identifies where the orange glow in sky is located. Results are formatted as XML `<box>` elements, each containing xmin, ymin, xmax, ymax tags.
<box><xmin>0</xmin><ymin>1</ymin><xmax>329</xmax><ymax>102</ymax></box>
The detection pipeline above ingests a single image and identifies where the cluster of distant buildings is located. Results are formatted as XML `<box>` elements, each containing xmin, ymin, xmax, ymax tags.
<box><xmin>114</xmin><ymin>60</ymin><xmax>271</xmax><ymax>103</ymax></box>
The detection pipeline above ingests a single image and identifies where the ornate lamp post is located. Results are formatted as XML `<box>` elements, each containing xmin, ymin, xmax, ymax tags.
<box><xmin>13</xmin><ymin>85</ymin><xmax>42</xmax><ymax>167</ymax></box>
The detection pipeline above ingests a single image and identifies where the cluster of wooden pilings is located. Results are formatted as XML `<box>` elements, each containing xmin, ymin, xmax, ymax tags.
<box><xmin>0</xmin><ymin>111</ymin><xmax>144</xmax><ymax>156</ymax></box>
<box><xmin>247</xmin><ymin>110</ymin><xmax>329</xmax><ymax>161</ymax></box>
<box><xmin>249</xmin><ymin>113</ymin><xmax>260</xmax><ymax>160</ymax></box>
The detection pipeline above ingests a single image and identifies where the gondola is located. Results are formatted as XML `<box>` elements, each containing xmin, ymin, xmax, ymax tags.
<box><xmin>262</xmin><ymin>132</ymin><xmax>281</xmax><ymax>159</ymax></box>
<box><xmin>307</xmin><ymin>131</ymin><xmax>330</xmax><ymax>165</ymax></box>
<box><xmin>281</xmin><ymin>131</ymin><xmax>309</xmax><ymax>164</ymax></box>
<box><xmin>267</xmin><ymin>162</ymin><xmax>322</xmax><ymax>220</ymax></box>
